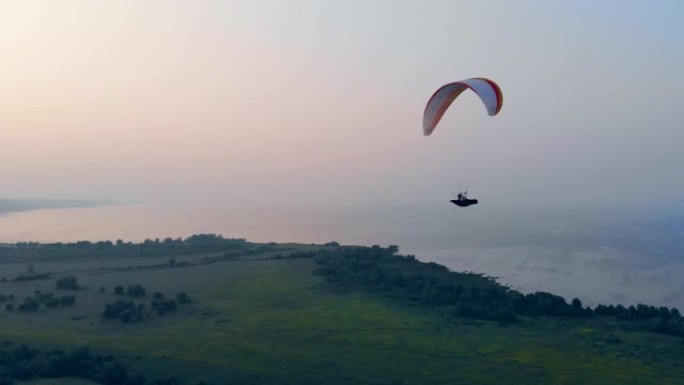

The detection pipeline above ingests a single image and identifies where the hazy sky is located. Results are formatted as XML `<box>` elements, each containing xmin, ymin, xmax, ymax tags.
<box><xmin>1</xmin><ymin>0</ymin><xmax>683</xmax><ymax>208</ymax></box>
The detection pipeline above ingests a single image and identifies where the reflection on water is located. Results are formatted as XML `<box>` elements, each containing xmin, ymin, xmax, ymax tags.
<box><xmin>0</xmin><ymin>201</ymin><xmax>682</xmax><ymax>310</ymax></box>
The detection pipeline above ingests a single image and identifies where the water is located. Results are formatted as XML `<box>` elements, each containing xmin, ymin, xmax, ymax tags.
<box><xmin>0</xmin><ymin>201</ymin><xmax>682</xmax><ymax>310</ymax></box>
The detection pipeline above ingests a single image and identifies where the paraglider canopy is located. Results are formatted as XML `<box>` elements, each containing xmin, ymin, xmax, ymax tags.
<box><xmin>423</xmin><ymin>78</ymin><xmax>503</xmax><ymax>136</ymax></box>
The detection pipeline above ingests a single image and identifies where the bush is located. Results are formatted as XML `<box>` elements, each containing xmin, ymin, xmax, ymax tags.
<box><xmin>151</xmin><ymin>300</ymin><xmax>177</xmax><ymax>316</ymax></box>
<box><xmin>46</xmin><ymin>295</ymin><xmax>76</xmax><ymax>308</ymax></box>
<box><xmin>55</xmin><ymin>276</ymin><xmax>80</xmax><ymax>290</ymax></box>
<box><xmin>101</xmin><ymin>363</ymin><xmax>127</xmax><ymax>385</ymax></box>
<box><xmin>18</xmin><ymin>297</ymin><xmax>39</xmax><ymax>312</ymax></box>
<box><xmin>176</xmin><ymin>292</ymin><xmax>191</xmax><ymax>304</ymax></box>
<box><xmin>126</xmin><ymin>285</ymin><xmax>146</xmax><ymax>298</ymax></box>
<box><xmin>103</xmin><ymin>300</ymin><xmax>143</xmax><ymax>322</ymax></box>
<box><xmin>119</xmin><ymin>309</ymin><xmax>134</xmax><ymax>323</ymax></box>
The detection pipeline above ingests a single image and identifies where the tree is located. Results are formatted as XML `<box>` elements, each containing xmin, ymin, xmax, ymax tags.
<box><xmin>151</xmin><ymin>300</ymin><xmax>177</xmax><ymax>316</ymax></box>
<box><xmin>114</xmin><ymin>286</ymin><xmax>124</xmax><ymax>295</ymax></box>
<box><xmin>56</xmin><ymin>276</ymin><xmax>80</xmax><ymax>290</ymax></box>
<box><xmin>119</xmin><ymin>309</ymin><xmax>134</xmax><ymax>323</ymax></box>
<box><xmin>60</xmin><ymin>295</ymin><xmax>76</xmax><ymax>306</ymax></box>
<box><xmin>571</xmin><ymin>298</ymin><xmax>583</xmax><ymax>309</ymax></box>
<box><xmin>102</xmin><ymin>300</ymin><xmax>140</xmax><ymax>321</ymax></box>
<box><xmin>18</xmin><ymin>297</ymin><xmax>39</xmax><ymax>312</ymax></box>
<box><xmin>176</xmin><ymin>292</ymin><xmax>191</xmax><ymax>304</ymax></box>
<box><xmin>101</xmin><ymin>363</ymin><xmax>127</xmax><ymax>385</ymax></box>
<box><xmin>126</xmin><ymin>285</ymin><xmax>146</xmax><ymax>298</ymax></box>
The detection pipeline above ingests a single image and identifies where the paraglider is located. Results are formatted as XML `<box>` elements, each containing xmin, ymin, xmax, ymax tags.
<box><xmin>423</xmin><ymin>77</ymin><xmax>503</xmax><ymax>136</ymax></box>
<box><xmin>450</xmin><ymin>191</ymin><xmax>478</xmax><ymax>207</ymax></box>
<box><xmin>422</xmin><ymin>78</ymin><xmax>503</xmax><ymax>207</ymax></box>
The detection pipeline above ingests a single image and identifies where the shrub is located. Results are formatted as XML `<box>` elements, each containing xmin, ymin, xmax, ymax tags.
<box><xmin>18</xmin><ymin>297</ymin><xmax>39</xmax><ymax>312</ymax></box>
<box><xmin>176</xmin><ymin>292</ymin><xmax>191</xmax><ymax>304</ymax></box>
<box><xmin>56</xmin><ymin>276</ymin><xmax>80</xmax><ymax>290</ymax></box>
<box><xmin>103</xmin><ymin>300</ymin><xmax>138</xmax><ymax>320</ymax></box>
<box><xmin>126</xmin><ymin>285</ymin><xmax>146</xmax><ymax>298</ymax></box>
<box><xmin>151</xmin><ymin>300</ymin><xmax>177</xmax><ymax>316</ymax></box>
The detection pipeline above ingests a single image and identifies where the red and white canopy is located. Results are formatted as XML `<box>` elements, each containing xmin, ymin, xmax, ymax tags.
<box><xmin>423</xmin><ymin>78</ymin><xmax>503</xmax><ymax>136</ymax></box>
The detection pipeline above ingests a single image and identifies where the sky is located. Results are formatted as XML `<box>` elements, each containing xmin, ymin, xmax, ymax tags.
<box><xmin>1</xmin><ymin>0</ymin><xmax>683</xmax><ymax>209</ymax></box>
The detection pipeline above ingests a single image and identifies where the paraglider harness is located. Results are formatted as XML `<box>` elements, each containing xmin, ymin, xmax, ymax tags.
<box><xmin>451</xmin><ymin>190</ymin><xmax>478</xmax><ymax>207</ymax></box>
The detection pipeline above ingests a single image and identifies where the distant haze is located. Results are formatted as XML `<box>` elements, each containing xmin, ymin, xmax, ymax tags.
<box><xmin>1</xmin><ymin>1</ymin><xmax>682</xmax><ymax>209</ymax></box>
<box><xmin>0</xmin><ymin>198</ymin><xmax>114</xmax><ymax>215</ymax></box>
<box><xmin>2</xmin><ymin>2</ymin><xmax>683</xmax><ymax>309</ymax></box>
<box><xmin>0</xmin><ymin>202</ymin><xmax>683</xmax><ymax>311</ymax></box>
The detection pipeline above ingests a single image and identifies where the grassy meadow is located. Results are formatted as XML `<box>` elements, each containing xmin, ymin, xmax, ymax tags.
<box><xmin>1</xmin><ymin>241</ymin><xmax>683</xmax><ymax>385</ymax></box>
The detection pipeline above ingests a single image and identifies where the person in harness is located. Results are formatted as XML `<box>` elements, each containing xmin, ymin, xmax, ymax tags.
<box><xmin>450</xmin><ymin>190</ymin><xmax>478</xmax><ymax>207</ymax></box>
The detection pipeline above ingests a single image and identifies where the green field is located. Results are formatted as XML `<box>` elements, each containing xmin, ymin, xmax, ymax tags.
<box><xmin>1</xmin><ymin>242</ymin><xmax>683</xmax><ymax>385</ymax></box>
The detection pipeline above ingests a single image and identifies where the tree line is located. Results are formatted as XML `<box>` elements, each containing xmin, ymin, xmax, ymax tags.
<box><xmin>0</xmin><ymin>234</ymin><xmax>249</xmax><ymax>261</ymax></box>
<box><xmin>0</xmin><ymin>340</ymin><xmax>214</xmax><ymax>385</ymax></box>
<box><xmin>313</xmin><ymin>245</ymin><xmax>684</xmax><ymax>336</ymax></box>
<box><xmin>0</xmin><ymin>342</ymin><xmax>143</xmax><ymax>385</ymax></box>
